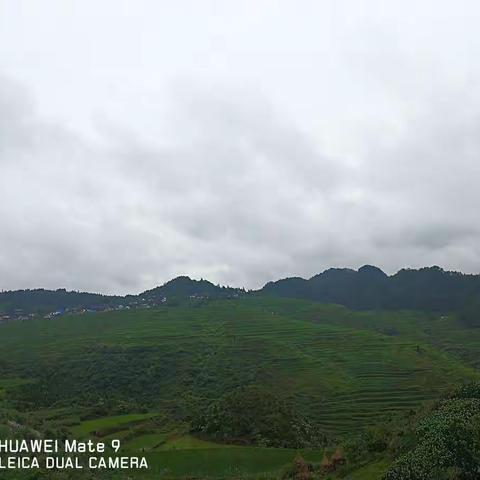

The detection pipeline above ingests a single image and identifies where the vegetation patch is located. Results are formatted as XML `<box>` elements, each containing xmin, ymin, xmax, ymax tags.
<box><xmin>192</xmin><ymin>385</ymin><xmax>327</xmax><ymax>448</ymax></box>
<box><xmin>70</xmin><ymin>413</ymin><xmax>158</xmax><ymax>437</ymax></box>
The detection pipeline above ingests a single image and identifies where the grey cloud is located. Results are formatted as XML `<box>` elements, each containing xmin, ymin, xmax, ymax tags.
<box><xmin>2</xmin><ymin>51</ymin><xmax>480</xmax><ymax>294</ymax></box>
<box><xmin>1</xmin><ymin>76</ymin><xmax>351</xmax><ymax>293</ymax></box>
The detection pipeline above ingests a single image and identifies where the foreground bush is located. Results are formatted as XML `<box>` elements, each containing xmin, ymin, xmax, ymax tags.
<box><xmin>191</xmin><ymin>385</ymin><xmax>327</xmax><ymax>448</ymax></box>
<box><xmin>383</xmin><ymin>383</ymin><xmax>480</xmax><ymax>480</ymax></box>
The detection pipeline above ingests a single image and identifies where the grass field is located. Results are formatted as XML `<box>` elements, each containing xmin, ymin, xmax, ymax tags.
<box><xmin>123</xmin><ymin>433</ymin><xmax>169</xmax><ymax>451</ymax></box>
<box><xmin>0</xmin><ymin>378</ymin><xmax>31</xmax><ymax>399</ymax></box>
<box><xmin>156</xmin><ymin>434</ymin><xmax>237</xmax><ymax>451</ymax></box>
<box><xmin>1</xmin><ymin>297</ymin><xmax>479</xmax><ymax>478</ymax></box>
<box><xmin>342</xmin><ymin>459</ymin><xmax>390</xmax><ymax>480</ymax></box>
<box><xmin>71</xmin><ymin>413</ymin><xmax>158</xmax><ymax>436</ymax></box>
<box><xmin>138</xmin><ymin>447</ymin><xmax>326</xmax><ymax>478</ymax></box>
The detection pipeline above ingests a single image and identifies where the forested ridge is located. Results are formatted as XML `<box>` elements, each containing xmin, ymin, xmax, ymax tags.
<box><xmin>3</xmin><ymin>266</ymin><xmax>480</xmax><ymax>321</ymax></box>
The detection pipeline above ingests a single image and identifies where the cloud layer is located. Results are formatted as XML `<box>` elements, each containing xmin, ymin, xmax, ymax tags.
<box><xmin>1</xmin><ymin>1</ymin><xmax>480</xmax><ymax>294</ymax></box>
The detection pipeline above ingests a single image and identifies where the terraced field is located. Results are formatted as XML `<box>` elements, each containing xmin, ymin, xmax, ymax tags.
<box><xmin>1</xmin><ymin>297</ymin><xmax>478</xmax><ymax>439</ymax></box>
<box><xmin>71</xmin><ymin>413</ymin><xmax>159</xmax><ymax>437</ymax></box>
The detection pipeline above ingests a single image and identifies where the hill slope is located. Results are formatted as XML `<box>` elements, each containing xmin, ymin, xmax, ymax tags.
<box><xmin>1</xmin><ymin>297</ymin><xmax>479</xmax><ymax>436</ymax></box>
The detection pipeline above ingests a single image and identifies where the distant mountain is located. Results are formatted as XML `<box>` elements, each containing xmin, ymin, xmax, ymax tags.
<box><xmin>0</xmin><ymin>288</ymin><xmax>120</xmax><ymax>315</ymax></box>
<box><xmin>261</xmin><ymin>265</ymin><xmax>480</xmax><ymax>312</ymax></box>
<box><xmin>3</xmin><ymin>266</ymin><xmax>480</xmax><ymax>317</ymax></box>
<box><xmin>141</xmin><ymin>276</ymin><xmax>244</xmax><ymax>302</ymax></box>
<box><xmin>0</xmin><ymin>277</ymin><xmax>244</xmax><ymax>316</ymax></box>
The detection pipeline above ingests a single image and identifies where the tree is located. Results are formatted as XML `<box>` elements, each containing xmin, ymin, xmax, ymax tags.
<box><xmin>191</xmin><ymin>385</ymin><xmax>326</xmax><ymax>448</ymax></box>
<box><xmin>459</xmin><ymin>293</ymin><xmax>480</xmax><ymax>328</ymax></box>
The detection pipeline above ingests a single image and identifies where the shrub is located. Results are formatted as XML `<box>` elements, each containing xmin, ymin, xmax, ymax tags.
<box><xmin>191</xmin><ymin>385</ymin><xmax>327</xmax><ymax>448</ymax></box>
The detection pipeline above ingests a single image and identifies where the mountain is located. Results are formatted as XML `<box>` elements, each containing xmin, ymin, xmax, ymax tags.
<box><xmin>0</xmin><ymin>277</ymin><xmax>245</xmax><ymax>316</ymax></box>
<box><xmin>141</xmin><ymin>276</ymin><xmax>244</xmax><ymax>302</ymax></box>
<box><xmin>261</xmin><ymin>265</ymin><xmax>480</xmax><ymax>312</ymax></box>
<box><xmin>3</xmin><ymin>266</ymin><xmax>480</xmax><ymax>316</ymax></box>
<box><xmin>0</xmin><ymin>288</ymin><xmax>120</xmax><ymax>315</ymax></box>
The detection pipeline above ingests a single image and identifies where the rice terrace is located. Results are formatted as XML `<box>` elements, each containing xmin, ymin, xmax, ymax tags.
<box><xmin>1</xmin><ymin>268</ymin><xmax>480</xmax><ymax>478</ymax></box>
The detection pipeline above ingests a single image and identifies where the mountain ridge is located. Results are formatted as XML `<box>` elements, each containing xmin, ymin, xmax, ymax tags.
<box><xmin>2</xmin><ymin>265</ymin><xmax>480</xmax><ymax>318</ymax></box>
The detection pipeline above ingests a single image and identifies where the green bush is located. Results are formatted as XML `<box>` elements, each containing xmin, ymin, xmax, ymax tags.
<box><xmin>383</xmin><ymin>397</ymin><xmax>480</xmax><ymax>479</ymax></box>
<box><xmin>191</xmin><ymin>385</ymin><xmax>327</xmax><ymax>448</ymax></box>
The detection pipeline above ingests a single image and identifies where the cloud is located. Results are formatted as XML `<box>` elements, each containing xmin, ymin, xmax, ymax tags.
<box><xmin>2</xmin><ymin>69</ymin><xmax>480</xmax><ymax>295</ymax></box>
<box><xmin>2</xmin><ymin>70</ymin><xmax>480</xmax><ymax>294</ymax></box>
<box><xmin>2</xmin><ymin>2</ymin><xmax>480</xmax><ymax>294</ymax></box>
<box><xmin>0</xmin><ymin>76</ymin><xmax>348</xmax><ymax>293</ymax></box>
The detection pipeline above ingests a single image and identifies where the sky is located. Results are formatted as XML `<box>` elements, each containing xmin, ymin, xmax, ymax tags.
<box><xmin>1</xmin><ymin>0</ymin><xmax>480</xmax><ymax>294</ymax></box>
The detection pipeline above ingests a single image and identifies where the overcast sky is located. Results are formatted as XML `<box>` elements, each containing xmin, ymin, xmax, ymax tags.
<box><xmin>1</xmin><ymin>1</ymin><xmax>480</xmax><ymax>294</ymax></box>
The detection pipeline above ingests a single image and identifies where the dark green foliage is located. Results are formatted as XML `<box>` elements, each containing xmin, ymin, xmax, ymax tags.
<box><xmin>383</xmin><ymin>383</ymin><xmax>480</xmax><ymax>480</ymax></box>
<box><xmin>6</xmin><ymin>265</ymin><xmax>480</xmax><ymax>317</ymax></box>
<box><xmin>262</xmin><ymin>265</ymin><xmax>480</xmax><ymax>313</ymax></box>
<box><xmin>451</xmin><ymin>381</ymin><xmax>480</xmax><ymax>400</ymax></box>
<box><xmin>142</xmin><ymin>276</ymin><xmax>243</xmax><ymax>301</ymax></box>
<box><xmin>459</xmin><ymin>293</ymin><xmax>480</xmax><ymax>328</ymax></box>
<box><xmin>0</xmin><ymin>288</ymin><xmax>121</xmax><ymax>314</ymax></box>
<box><xmin>341</xmin><ymin>423</ymin><xmax>394</xmax><ymax>470</ymax></box>
<box><xmin>0</xmin><ymin>277</ymin><xmax>244</xmax><ymax>315</ymax></box>
<box><xmin>191</xmin><ymin>385</ymin><xmax>327</xmax><ymax>448</ymax></box>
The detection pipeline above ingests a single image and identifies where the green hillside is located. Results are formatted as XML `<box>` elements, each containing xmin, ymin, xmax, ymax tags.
<box><xmin>1</xmin><ymin>297</ymin><xmax>480</xmax><ymax>478</ymax></box>
<box><xmin>5</xmin><ymin>265</ymin><xmax>480</xmax><ymax>319</ymax></box>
